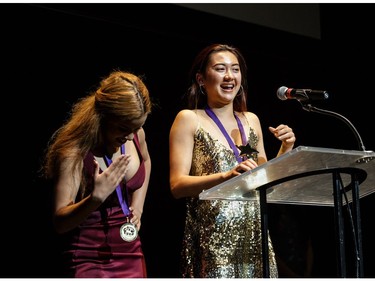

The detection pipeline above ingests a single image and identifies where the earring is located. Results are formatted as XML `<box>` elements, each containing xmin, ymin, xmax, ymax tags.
<box><xmin>236</xmin><ymin>85</ymin><xmax>244</xmax><ymax>96</ymax></box>
<box><xmin>199</xmin><ymin>84</ymin><xmax>206</xmax><ymax>95</ymax></box>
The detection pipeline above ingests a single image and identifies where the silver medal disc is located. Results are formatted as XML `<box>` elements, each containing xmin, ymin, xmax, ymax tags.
<box><xmin>120</xmin><ymin>222</ymin><xmax>138</xmax><ymax>242</ymax></box>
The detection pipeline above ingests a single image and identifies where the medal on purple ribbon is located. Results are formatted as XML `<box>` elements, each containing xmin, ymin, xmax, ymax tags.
<box><xmin>120</xmin><ymin>221</ymin><xmax>138</xmax><ymax>242</ymax></box>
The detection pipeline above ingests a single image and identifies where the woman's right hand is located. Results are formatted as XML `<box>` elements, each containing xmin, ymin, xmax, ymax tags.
<box><xmin>224</xmin><ymin>158</ymin><xmax>258</xmax><ymax>179</ymax></box>
<box><xmin>92</xmin><ymin>154</ymin><xmax>131</xmax><ymax>202</ymax></box>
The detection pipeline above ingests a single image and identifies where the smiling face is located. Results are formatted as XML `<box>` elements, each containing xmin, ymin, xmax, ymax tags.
<box><xmin>197</xmin><ymin>51</ymin><xmax>242</xmax><ymax>108</ymax></box>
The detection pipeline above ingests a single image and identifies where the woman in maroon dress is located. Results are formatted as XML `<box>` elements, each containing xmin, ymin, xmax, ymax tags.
<box><xmin>41</xmin><ymin>70</ymin><xmax>152</xmax><ymax>277</ymax></box>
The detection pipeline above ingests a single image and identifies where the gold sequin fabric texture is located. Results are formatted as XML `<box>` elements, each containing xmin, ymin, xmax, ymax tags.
<box><xmin>180</xmin><ymin>125</ymin><xmax>278</xmax><ymax>278</ymax></box>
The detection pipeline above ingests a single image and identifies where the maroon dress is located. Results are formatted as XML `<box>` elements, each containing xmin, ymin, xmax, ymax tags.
<box><xmin>61</xmin><ymin>134</ymin><xmax>147</xmax><ymax>278</ymax></box>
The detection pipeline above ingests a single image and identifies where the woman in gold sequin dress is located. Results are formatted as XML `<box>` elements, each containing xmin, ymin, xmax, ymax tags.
<box><xmin>169</xmin><ymin>44</ymin><xmax>296</xmax><ymax>278</ymax></box>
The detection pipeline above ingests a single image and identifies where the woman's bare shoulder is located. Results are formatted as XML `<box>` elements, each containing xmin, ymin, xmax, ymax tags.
<box><xmin>242</xmin><ymin>111</ymin><xmax>261</xmax><ymax>124</ymax></box>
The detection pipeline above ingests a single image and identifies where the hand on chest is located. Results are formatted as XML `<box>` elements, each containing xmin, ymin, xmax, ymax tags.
<box><xmin>95</xmin><ymin>141</ymin><xmax>140</xmax><ymax>181</ymax></box>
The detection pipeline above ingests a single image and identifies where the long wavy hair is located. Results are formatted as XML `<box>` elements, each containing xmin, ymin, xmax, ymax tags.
<box><xmin>184</xmin><ymin>43</ymin><xmax>249</xmax><ymax>112</ymax></box>
<box><xmin>41</xmin><ymin>70</ymin><xmax>152</xmax><ymax>189</ymax></box>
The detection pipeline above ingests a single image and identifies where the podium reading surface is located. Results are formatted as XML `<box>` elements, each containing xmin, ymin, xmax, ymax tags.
<box><xmin>199</xmin><ymin>146</ymin><xmax>375</xmax><ymax>206</ymax></box>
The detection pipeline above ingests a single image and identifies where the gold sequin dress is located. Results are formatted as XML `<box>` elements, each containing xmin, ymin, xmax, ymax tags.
<box><xmin>181</xmin><ymin>124</ymin><xmax>278</xmax><ymax>278</ymax></box>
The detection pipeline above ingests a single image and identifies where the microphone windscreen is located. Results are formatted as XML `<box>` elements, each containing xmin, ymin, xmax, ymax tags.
<box><xmin>277</xmin><ymin>86</ymin><xmax>288</xmax><ymax>100</ymax></box>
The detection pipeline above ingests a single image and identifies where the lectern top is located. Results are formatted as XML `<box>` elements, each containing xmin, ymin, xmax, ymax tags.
<box><xmin>199</xmin><ymin>146</ymin><xmax>375</xmax><ymax>206</ymax></box>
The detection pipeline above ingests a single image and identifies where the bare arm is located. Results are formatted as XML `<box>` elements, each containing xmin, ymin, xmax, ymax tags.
<box><xmin>244</xmin><ymin>112</ymin><xmax>295</xmax><ymax>161</ymax></box>
<box><xmin>245</xmin><ymin>112</ymin><xmax>268</xmax><ymax>165</ymax></box>
<box><xmin>269</xmin><ymin>124</ymin><xmax>296</xmax><ymax>157</ymax></box>
<box><xmin>53</xmin><ymin>154</ymin><xmax>130</xmax><ymax>234</ymax></box>
<box><xmin>129</xmin><ymin>128</ymin><xmax>151</xmax><ymax>231</ymax></box>
<box><xmin>169</xmin><ymin>110</ymin><xmax>258</xmax><ymax>199</ymax></box>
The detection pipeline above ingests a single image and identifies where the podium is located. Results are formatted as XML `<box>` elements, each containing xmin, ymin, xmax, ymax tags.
<box><xmin>199</xmin><ymin>146</ymin><xmax>375</xmax><ymax>277</ymax></box>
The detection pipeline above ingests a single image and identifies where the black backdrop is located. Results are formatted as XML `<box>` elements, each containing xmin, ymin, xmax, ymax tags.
<box><xmin>1</xmin><ymin>3</ymin><xmax>374</xmax><ymax>278</ymax></box>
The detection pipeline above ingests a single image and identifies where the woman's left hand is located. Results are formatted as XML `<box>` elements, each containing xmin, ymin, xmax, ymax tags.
<box><xmin>129</xmin><ymin>206</ymin><xmax>142</xmax><ymax>231</ymax></box>
<box><xmin>269</xmin><ymin>124</ymin><xmax>296</xmax><ymax>148</ymax></box>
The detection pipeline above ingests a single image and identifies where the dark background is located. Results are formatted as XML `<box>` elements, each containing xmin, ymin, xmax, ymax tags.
<box><xmin>1</xmin><ymin>3</ymin><xmax>374</xmax><ymax>278</ymax></box>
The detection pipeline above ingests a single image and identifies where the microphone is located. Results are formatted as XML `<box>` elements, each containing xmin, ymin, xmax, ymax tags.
<box><xmin>277</xmin><ymin>86</ymin><xmax>329</xmax><ymax>101</ymax></box>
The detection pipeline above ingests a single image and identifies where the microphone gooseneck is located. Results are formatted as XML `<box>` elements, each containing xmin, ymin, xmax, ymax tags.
<box><xmin>277</xmin><ymin>86</ymin><xmax>371</xmax><ymax>153</ymax></box>
<box><xmin>303</xmin><ymin>104</ymin><xmax>369</xmax><ymax>153</ymax></box>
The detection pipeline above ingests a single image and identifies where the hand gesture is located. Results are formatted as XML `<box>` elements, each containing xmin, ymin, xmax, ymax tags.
<box><xmin>92</xmin><ymin>154</ymin><xmax>131</xmax><ymax>202</ymax></box>
<box><xmin>269</xmin><ymin>124</ymin><xmax>296</xmax><ymax>150</ymax></box>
